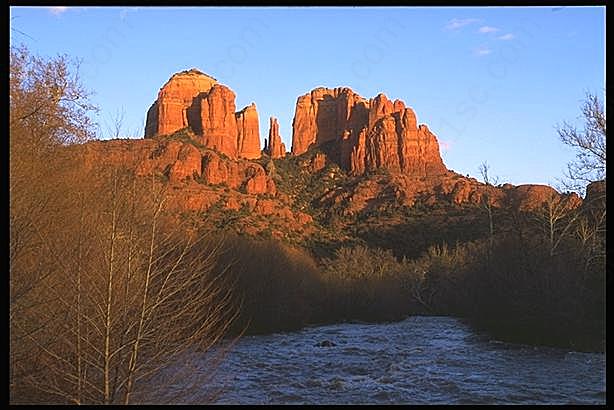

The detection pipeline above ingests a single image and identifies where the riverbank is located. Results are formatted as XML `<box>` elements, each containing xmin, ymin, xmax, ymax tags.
<box><xmin>213</xmin><ymin>235</ymin><xmax>605</xmax><ymax>354</ymax></box>
<box><xmin>211</xmin><ymin>316</ymin><xmax>606</xmax><ymax>405</ymax></box>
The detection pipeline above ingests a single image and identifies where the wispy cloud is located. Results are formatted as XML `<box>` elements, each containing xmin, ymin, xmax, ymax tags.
<box><xmin>478</xmin><ymin>26</ymin><xmax>500</xmax><ymax>34</ymax></box>
<box><xmin>444</xmin><ymin>18</ymin><xmax>481</xmax><ymax>31</ymax></box>
<box><xmin>119</xmin><ymin>7</ymin><xmax>139</xmax><ymax>20</ymax></box>
<box><xmin>474</xmin><ymin>46</ymin><xmax>492</xmax><ymax>57</ymax></box>
<box><xmin>497</xmin><ymin>33</ymin><xmax>515</xmax><ymax>41</ymax></box>
<box><xmin>48</xmin><ymin>7</ymin><xmax>68</xmax><ymax>16</ymax></box>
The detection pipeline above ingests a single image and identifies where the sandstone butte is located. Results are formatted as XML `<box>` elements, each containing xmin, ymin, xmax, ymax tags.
<box><xmin>290</xmin><ymin>87</ymin><xmax>447</xmax><ymax>177</ymax></box>
<box><xmin>75</xmin><ymin>69</ymin><xmax>582</xmax><ymax>224</ymax></box>
<box><xmin>145</xmin><ymin>68</ymin><xmax>261</xmax><ymax>160</ymax></box>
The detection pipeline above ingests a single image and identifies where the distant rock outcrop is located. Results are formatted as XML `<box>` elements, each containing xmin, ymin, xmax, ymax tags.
<box><xmin>198</xmin><ymin>84</ymin><xmax>240</xmax><ymax>157</ymax></box>
<box><xmin>236</xmin><ymin>103</ymin><xmax>261</xmax><ymax>159</ymax></box>
<box><xmin>291</xmin><ymin>87</ymin><xmax>447</xmax><ymax>177</ymax></box>
<box><xmin>112</xmin><ymin>70</ymin><xmax>584</xmax><ymax>221</ymax></box>
<box><xmin>81</xmin><ymin>137</ymin><xmax>275</xmax><ymax>198</ymax></box>
<box><xmin>145</xmin><ymin>69</ymin><xmax>261</xmax><ymax>160</ymax></box>
<box><xmin>145</xmin><ymin>69</ymin><xmax>218</xmax><ymax>137</ymax></box>
<box><xmin>266</xmin><ymin>117</ymin><xmax>286</xmax><ymax>159</ymax></box>
<box><xmin>291</xmin><ymin>87</ymin><xmax>369</xmax><ymax>157</ymax></box>
<box><xmin>201</xmin><ymin>150</ymin><xmax>276</xmax><ymax>195</ymax></box>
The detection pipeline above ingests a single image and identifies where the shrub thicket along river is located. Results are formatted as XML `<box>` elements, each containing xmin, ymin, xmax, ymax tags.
<box><xmin>199</xmin><ymin>316</ymin><xmax>604</xmax><ymax>404</ymax></box>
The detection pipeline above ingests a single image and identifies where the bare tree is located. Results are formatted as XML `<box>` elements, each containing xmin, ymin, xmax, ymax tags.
<box><xmin>556</xmin><ymin>92</ymin><xmax>606</xmax><ymax>192</ymax></box>
<box><xmin>534</xmin><ymin>192</ymin><xmax>576</xmax><ymax>257</ymax></box>
<box><xmin>10</xmin><ymin>45</ymin><xmax>238</xmax><ymax>404</ymax></box>
<box><xmin>12</xmin><ymin>169</ymin><xmax>238</xmax><ymax>404</ymax></box>
<box><xmin>404</xmin><ymin>267</ymin><xmax>436</xmax><ymax>314</ymax></box>
<box><xmin>103</xmin><ymin>107</ymin><xmax>127</xmax><ymax>140</ymax></box>
<box><xmin>478</xmin><ymin>161</ymin><xmax>499</xmax><ymax>248</ymax></box>
<box><xmin>555</xmin><ymin>91</ymin><xmax>606</xmax><ymax>293</ymax></box>
<box><xmin>10</xmin><ymin>45</ymin><xmax>98</xmax><ymax>402</ymax></box>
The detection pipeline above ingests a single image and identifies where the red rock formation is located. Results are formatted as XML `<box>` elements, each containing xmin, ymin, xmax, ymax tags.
<box><xmin>508</xmin><ymin>184</ymin><xmax>561</xmax><ymax>211</ymax></box>
<box><xmin>245</xmin><ymin>165</ymin><xmax>269</xmax><ymax>195</ymax></box>
<box><xmin>368</xmin><ymin>93</ymin><xmax>395</xmax><ymax>131</ymax></box>
<box><xmin>145</xmin><ymin>69</ymin><xmax>217</xmax><ymax>137</ymax></box>
<box><xmin>291</xmin><ymin>87</ymin><xmax>368</xmax><ymax>155</ymax></box>
<box><xmin>145</xmin><ymin>69</ymin><xmax>261</xmax><ymax>160</ymax></box>
<box><xmin>168</xmin><ymin>143</ymin><xmax>202</xmax><ymax>183</ymax></box>
<box><xmin>199</xmin><ymin>84</ymin><xmax>238</xmax><ymax>158</ymax></box>
<box><xmin>166</xmin><ymin>186</ymin><xmax>221</xmax><ymax>212</ymax></box>
<box><xmin>296</xmin><ymin>212</ymin><xmax>313</xmax><ymax>225</ymax></box>
<box><xmin>290</xmin><ymin>86</ymin><xmax>447</xmax><ymax>177</ymax></box>
<box><xmin>509</xmin><ymin>184</ymin><xmax>582</xmax><ymax>212</ymax></box>
<box><xmin>365</xmin><ymin>115</ymin><xmax>402</xmax><ymax>172</ymax></box>
<box><xmin>254</xmin><ymin>199</ymin><xmax>277</xmax><ymax>215</ymax></box>
<box><xmin>399</xmin><ymin>124</ymin><xmax>448</xmax><ymax>176</ymax></box>
<box><xmin>266</xmin><ymin>117</ymin><xmax>286</xmax><ymax>158</ymax></box>
<box><xmin>393</xmin><ymin>99</ymin><xmax>406</xmax><ymax>113</ymax></box>
<box><xmin>225</xmin><ymin>196</ymin><xmax>242</xmax><ymax>211</ymax></box>
<box><xmin>80</xmin><ymin>138</ymin><xmax>275</xmax><ymax>204</ymax></box>
<box><xmin>311</xmin><ymin>152</ymin><xmax>327</xmax><ymax>172</ymax></box>
<box><xmin>200</xmin><ymin>150</ymin><xmax>276</xmax><ymax>195</ymax></box>
<box><xmin>349</xmin><ymin>107</ymin><xmax>446</xmax><ymax>176</ymax></box>
<box><xmin>349</xmin><ymin>128</ymin><xmax>367</xmax><ymax>175</ymax></box>
<box><xmin>236</xmin><ymin>103</ymin><xmax>261</xmax><ymax>159</ymax></box>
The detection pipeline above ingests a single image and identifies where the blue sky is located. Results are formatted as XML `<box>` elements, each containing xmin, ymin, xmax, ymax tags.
<box><xmin>10</xmin><ymin>6</ymin><xmax>604</xmax><ymax>187</ymax></box>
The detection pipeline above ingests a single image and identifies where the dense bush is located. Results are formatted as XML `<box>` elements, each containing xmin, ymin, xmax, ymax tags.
<box><xmin>210</xmin><ymin>241</ymin><xmax>430</xmax><ymax>332</ymax></box>
<box><xmin>463</xmin><ymin>234</ymin><xmax>605</xmax><ymax>351</ymax></box>
<box><xmin>408</xmin><ymin>205</ymin><xmax>605</xmax><ymax>352</ymax></box>
<box><xmin>320</xmin><ymin>246</ymin><xmax>417</xmax><ymax>322</ymax></box>
<box><xmin>205</xmin><ymin>202</ymin><xmax>605</xmax><ymax>352</ymax></box>
<box><xmin>211</xmin><ymin>236</ymin><xmax>324</xmax><ymax>334</ymax></box>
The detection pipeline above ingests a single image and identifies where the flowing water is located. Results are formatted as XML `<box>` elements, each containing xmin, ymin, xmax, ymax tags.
<box><xmin>204</xmin><ymin>316</ymin><xmax>605</xmax><ymax>404</ymax></box>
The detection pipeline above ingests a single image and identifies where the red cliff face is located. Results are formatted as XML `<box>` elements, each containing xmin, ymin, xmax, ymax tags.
<box><xmin>200</xmin><ymin>150</ymin><xmax>276</xmax><ymax>195</ymax></box>
<box><xmin>236</xmin><ymin>103</ymin><xmax>261</xmax><ymax>159</ymax></box>
<box><xmin>290</xmin><ymin>87</ymin><xmax>447</xmax><ymax>177</ymax></box>
<box><xmin>145</xmin><ymin>69</ymin><xmax>217</xmax><ymax>137</ymax></box>
<box><xmin>124</xmin><ymin>72</ymin><xmax>580</xmax><ymax>220</ymax></box>
<box><xmin>80</xmin><ymin>138</ymin><xmax>276</xmax><ymax>207</ymax></box>
<box><xmin>291</xmin><ymin>87</ymin><xmax>369</xmax><ymax>156</ymax></box>
<box><xmin>198</xmin><ymin>84</ymin><xmax>239</xmax><ymax>158</ymax></box>
<box><xmin>266</xmin><ymin>117</ymin><xmax>286</xmax><ymax>159</ymax></box>
<box><xmin>508</xmin><ymin>184</ymin><xmax>582</xmax><ymax>212</ymax></box>
<box><xmin>145</xmin><ymin>69</ymin><xmax>261</xmax><ymax>160</ymax></box>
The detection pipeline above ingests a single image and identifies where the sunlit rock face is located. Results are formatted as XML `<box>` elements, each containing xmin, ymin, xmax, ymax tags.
<box><xmin>145</xmin><ymin>69</ymin><xmax>217</xmax><ymax>137</ymax></box>
<box><xmin>136</xmin><ymin>72</ymin><xmax>581</xmax><ymax>216</ymax></box>
<box><xmin>236</xmin><ymin>103</ymin><xmax>261</xmax><ymax>160</ymax></box>
<box><xmin>266</xmin><ymin>117</ymin><xmax>286</xmax><ymax>159</ymax></box>
<box><xmin>145</xmin><ymin>69</ymin><xmax>261</xmax><ymax>160</ymax></box>
<box><xmin>290</xmin><ymin>87</ymin><xmax>447</xmax><ymax>177</ymax></box>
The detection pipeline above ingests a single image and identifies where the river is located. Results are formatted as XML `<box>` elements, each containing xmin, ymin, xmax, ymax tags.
<box><xmin>187</xmin><ymin>316</ymin><xmax>606</xmax><ymax>404</ymax></box>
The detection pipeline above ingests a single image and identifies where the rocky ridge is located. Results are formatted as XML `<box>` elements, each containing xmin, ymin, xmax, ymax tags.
<box><xmin>291</xmin><ymin>87</ymin><xmax>447</xmax><ymax>177</ymax></box>
<box><xmin>81</xmin><ymin>68</ymin><xmax>583</xmax><ymax>242</ymax></box>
